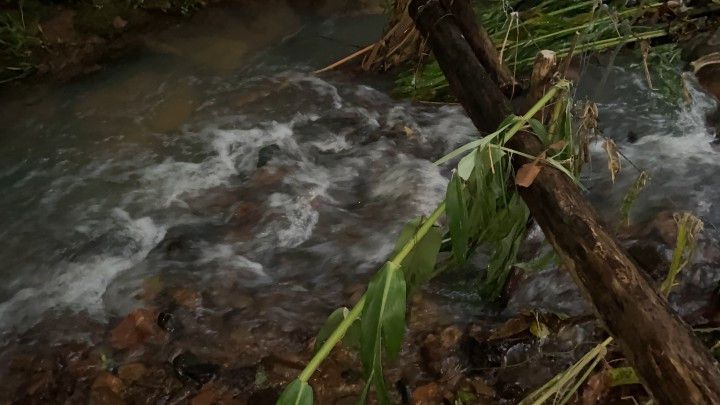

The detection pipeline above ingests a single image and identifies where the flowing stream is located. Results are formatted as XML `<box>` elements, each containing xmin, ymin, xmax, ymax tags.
<box><xmin>0</xmin><ymin>3</ymin><xmax>719</xmax><ymax>402</ymax></box>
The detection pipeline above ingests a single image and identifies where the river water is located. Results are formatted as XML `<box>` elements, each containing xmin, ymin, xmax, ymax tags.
<box><xmin>0</xmin><ymin>3</ymin><xmax>719</xmax><ymax>403</ymax></box>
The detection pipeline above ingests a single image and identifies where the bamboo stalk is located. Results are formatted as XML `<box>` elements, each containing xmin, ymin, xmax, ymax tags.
<box><xmin>296</xmin><ymin>202</ymin><xmax>446</xmax><ymax>383</ymax></box>
<box><xmin>314</xmin><ymin>44</ymin><xmax>374</xmax><ymax>74</ymax></box>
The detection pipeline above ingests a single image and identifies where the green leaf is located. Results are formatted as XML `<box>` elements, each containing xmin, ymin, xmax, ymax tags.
<box><xmin>480</xmin><ymin>194</ymin><xmax>530</xmax><ymax>300</ymax></box>
<box><xmin>277</xmin><ymin>379</ymin><xmax>314</xmax><ymax>405</ymax></box>
<box><xmin>530</xmin><ymin>319</ymin><xmax>550</xmax><ymax>339</ymax></box>
<box><xmin>313</xmin><ymin>307</ymin><xmax>359</xmax><ymax>353</ymax></box>
<box><xmin>393</xmin><ymin>218</ymin><xmax>443</xmax><ymax>291</ymax></box>
<box><xmin>360</xmin><ymin>261</ymin><xmax>407</xmax><ymax>403</ymax></box>
<box><xmin>446</xmin><ymin>173</ymin><xmax>469</xmax><ymax>265</ymax></box>
<box><xmin>608</xmin><ymin>367</ymin><xmax>640</xmax><ymax>386</ymax></box>
<box><xmin>528</xmin><ymin>118</ymin><xmax>548</xmax><ymax>144</ymax></box>
<box><xmin>457</xmin><ymin>152</ymin><xmax>476</xmax><ymax>180</ymax></box>
<box><xmin>514</xmin><ymin>249</ymin><xmax>558</xmax><ymax>273</ymax></box>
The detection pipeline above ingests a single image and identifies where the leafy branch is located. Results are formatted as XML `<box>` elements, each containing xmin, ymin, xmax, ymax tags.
<box><xmin>279</xmin><ymin>80</ymin><xmax>572</xmax><ymax>404</ymax></box>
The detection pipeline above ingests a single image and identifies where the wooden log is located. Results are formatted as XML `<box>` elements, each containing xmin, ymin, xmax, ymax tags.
<box><xmin>409</xmin><ymin>0</ymin><xmax>720</xmax><ymax>403</ymax></box>
<box><xmin>528</xmin><ymin>50</ymin><xmax>557</xmax><ymax>106</ymax></box>
<box><xmin>439</xmin><ymin>0</ymin><xmax>518</xmax><ymax>95</ymax></box>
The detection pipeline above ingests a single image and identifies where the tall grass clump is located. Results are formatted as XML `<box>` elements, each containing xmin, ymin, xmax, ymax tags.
<box><xmin>394</xmin><ymin>1</ymin><xmax>682</xmax><ymax>100</ymax></box>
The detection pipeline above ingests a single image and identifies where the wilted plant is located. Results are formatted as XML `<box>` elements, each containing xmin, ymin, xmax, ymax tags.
<box><xmin>661</xmin><ymin>212</ymin><xmax>704</xmax><ymax>297</ymax></box>
<box><xmin>620</xmin><ymin>170</ymin><xmax>649</xmax><ymax>226</ymax></box>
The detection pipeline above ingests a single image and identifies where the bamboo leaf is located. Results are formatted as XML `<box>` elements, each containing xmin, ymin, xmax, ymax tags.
<box><xmin>394</xmin><ymin>219</ymin><xmax>443</xmax><ymax>291</ymax></box>
<box><xmin>528</xmin><ymin>118</ymin><xmax>548</xmax><ymax>144</ymax></box>
<box><xmin>446</xmin><ymin>173</ymin><xmax>469</xmax><ymax>265</ymax></box>
<box><xmin>277</xmin><ymin>379</ymin><xmax>314</xmax><ymax>405</ymax></box>
<box><xmin>457</xmin><ymin>152</ymin><xmax>476</xmax><ymax>180</ymax></box>
<box><xmin>620</xmin><ymin>171</ymin><xmax>649</xmax><ymax>226</ymax></box>
<box><xmin>480</xmin><ymin>195</ymin><xmax>529</xmax><ymax>300</ymax></box>
<box><xmin>314</xmin><ymin>308</ymin><xmax>347</xmax><ymax>353</ymax></box>
<box><xmin>360</xmin><ymin>261</ymin><xmax>407</xmax><ymax>403</ymax></box>
<box><xmin>313</xmin><ymin>307</ymin><xmax>359</xmax><ymax>353</ymax></box>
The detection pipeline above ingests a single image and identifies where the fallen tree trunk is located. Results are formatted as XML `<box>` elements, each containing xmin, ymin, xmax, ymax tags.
<box><xmin>409</xmin><ymin>0</ymin><xmax>720</xmax><ymax>403</ymax></box>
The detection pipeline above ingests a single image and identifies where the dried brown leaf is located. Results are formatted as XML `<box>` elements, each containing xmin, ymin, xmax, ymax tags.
<box><xmin>488</xmin><ymin>315</ymin><xmax>531</xmax><ymax>340</ymax></box>
<box><xmin>602</xmin><ymin>138</ymin><xmax>621</xmax><ymax>183</ymax></box>
<box><xmin>516</xmin><ymin>162</ymin><xmax>542</xmax><ymax>187</ymax></box>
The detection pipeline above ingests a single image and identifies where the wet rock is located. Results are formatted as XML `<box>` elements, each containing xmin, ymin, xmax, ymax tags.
<box><xmin>172</xmin><ymin>288</ymin><xmax>203</xmax><ymax>309</ymax></box>
<box><xmin>172</xmin><ymin>352</ymin><xmax>219</xmax><ymax>386</ymax></box>
<box><xmin>257</xmin><ymin>144</ymin><xmax>281</xmax><ymax>168</ymax></box>
<box><xmin>419</xmin><ymin>325</ymin><xmax>466</xmax><ymax>380</ymax></box>
<box><xmin>411</xmin><ymin>382</ymin><xmax>442</xmax><ymax>405</ymax></box>
<box><xmin>141</xmin><ymin>276</ymin><xmax>163</xmax><ymax>303</ymax></box>
<box><xmin>488</xmin><ymin>315</ymin><xmax>532</xmax><ymax>341</ymax></box>
<box><xmin>190</xmin><ymin>382</ymin><xmax>241</xmax><ymax>405</ymax></box>
<box><xmin>118</xmin><ymin>363</ymin><xmax>148</xmax><ymax>383</ymax></box>
<box><xmin>110</xmin><ymin>308</ymin><xmax>164</xmax><ymax>349</ymax></box>
<box><xmin>222</xmin><ymin>366</ymin><xmax>258</xmax><ymax>391</ymax></box>
<box><xmin>248</xmin><ymin>166</ymin><xmax>287</xmax><ymax>188</ymax></box>
<box><xmin>92</xmin><ymin>372</ymin><xmax>124</xmax><ymax>395</ymax></box>
<box><xmin>246</xmin><ymin>387</ymin><xmax>280</xmax><ymax>404</ymax></box>
<box><xmin>90</xmin><ymin>387</ymin><xmax>126</xmax><ymax>405</ymax></box>
<box><xmin>619</xmin><ymin>210</ymin><xmax>677</xmax><ymax>246</ymax></box>
<box><xmin>468</xmin><ymin>377</ymin><xmax>496</xmax><ymax>399</ymax></box>
<box><xmin>627</xmin><ymin>241</ymin><xmax>668</xmax><ymax>281</ymax></box>
<box><xmin>157</xmin><ymin>311</ymin><xmax>182</xmax><ymax>335</ymax></box>
<box><xmin>464</xmin><ymin>324</ymin><xmax>529</xmax><ymax>370</ymax></box>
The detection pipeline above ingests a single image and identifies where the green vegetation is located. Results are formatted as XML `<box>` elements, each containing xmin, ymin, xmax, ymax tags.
<box><xmin>393</xmin><ymin>1</ymin><xmax>690</xmax><ymax>100</ymax></box>
<box><xmin>661</xmin><ymin>212</ymin><xmax>703</xmax><ymax>297</ymax></box>
<box><xmin>620</xmin><ymin>170</ymin><xmax>649</xmax><ymax>226</ymax></box>
<box><xmin>0</xmin><ymin>5</ymin><xmax>42</xmax><ymax>83</ymax></box>
<box><xmin>279</xmin><ymin>81</ymin><xmax>577</xmax><ymax>403</ymax></box>
<box><xmin>521</xmin><ymin>210</ymin><xmax>704</xmax><ymax>404</ymax></box>
<box><xmin>0</xmin><ymin>0</ymin><xmax>205</xmax><ymax>84</ymax></box>
<box><xmin>520</xmin><ymin>337</ymin><xmax>613</xmax><ymax>405</ymax></box>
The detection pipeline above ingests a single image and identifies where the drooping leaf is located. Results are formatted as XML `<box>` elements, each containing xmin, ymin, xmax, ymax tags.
<box><xmin>480</xmin><ymin>195</ymin><xmax>530</xmax><ymax>300</ymax></box>
<box><xmin>277</xmin><ymin>378</ymin><xmax>314</xmax><ymax>405</ymax></box>
<box><xmin>528</xmin><ymin>117</ymin><xmax>548</xmax><ymax>144</ymax></box>
<box><xmin>445</xmin><ymin>173</ymin><xmax>469</xmax><ymax>265</ymax></box>
<box><xmin>360</xmin><ymin>261</ymin><xmax>407</xmax><ymax>403</ymax></box>
<box><xmin>620</xmin><ymin>170</ymin><xmax>649</xmax><ymax>226</ymax></box>
<box><xmin>602</xmin><ymin>138</ymin><xmax>621</xmax><ymax>183</ymax></box>
<box><xmin>393</xmin><ymin>218</ymin><xmax>443</xmax><ymax>291</ymax></box>
<box><xmin>457</xmin><ymin>151</ymin><xmax>476</xmax><ymax>180</ymax></box>
<box><xmin>313</xmin><ymin>307</ymin><xmax>359</xmax><ymax>353</ymax></box>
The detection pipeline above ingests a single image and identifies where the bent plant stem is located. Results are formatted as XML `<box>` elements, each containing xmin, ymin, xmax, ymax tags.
<box><xmin>296</xmin><ymin>202</ymin><xmax>447</xmax><ymax>384</ymax></box>
<box><xmin>434</xmin><ymin>80</ymin><xmax>569</xmax><ymax>166</ymax></box>
<box><xmin>505</xmin><ymin>80</ymin><xmax>569</xmax><ymax>140</ymax></box>
<box><xmin>291</xmin><ymin>80</ymin><xmax>569</xmax><ymax>392</ymax></box>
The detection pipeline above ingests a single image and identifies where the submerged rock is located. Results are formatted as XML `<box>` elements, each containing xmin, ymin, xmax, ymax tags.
<box><xmin>256</xmin><ymin>144</ymin><xmax>281</xmax><ymax>168</ymax></box>
<box><xmin>157</xmin><ymin>311</ymin><xmax>182</xmax><ymax>335</ymax></box>
<box><xmin>172</xmin><ymin>352</ymin><xmax>219</xmax><ymax>386</ymax></box>
<box><xmin>110</xmin><ymin>308</ymin><xmax>164</xmax><ymax>350</ymax></box>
